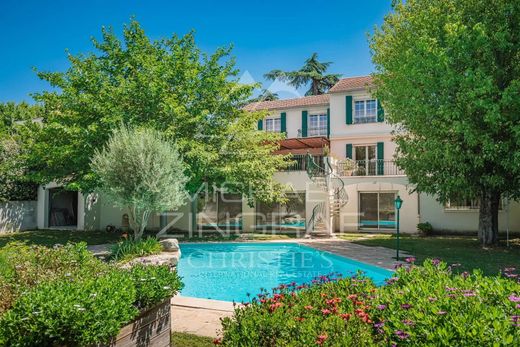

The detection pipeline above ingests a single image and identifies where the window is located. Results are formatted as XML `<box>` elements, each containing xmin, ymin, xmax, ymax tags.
<box><xmin>256</xmin><ymin>192</ymin><xmax>306</xmax><ymax>230</ymax></box>
<box><xmin>354</xmin><ymin>99</ymin><xmax>377</xmax><ymax>124</ymax></box>
<box><xmin>265</xmin><ymin>117</ymin><xmax>281</xmax><ymax>132</ymax></box>
<box><xmin>445</xmin><ymin>198</ymin><xmax>503</xmax><ymax>211</ymax></box>
<box><xmin>308</xmin><ymin>113</ymin><xmax>328</xmax><ymax>136</ymax></box>
<box><xmin>359</xmin><ymin>192</ymin><xmax>396</xmax><ymax>230</ymax></box>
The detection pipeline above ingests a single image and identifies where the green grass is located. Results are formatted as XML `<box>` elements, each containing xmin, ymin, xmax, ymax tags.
<box><xmin>171</xmin><ymin>332</ymin><xmax>214</xmax><ymax>347</ymax></box>
<box><xmin>352</xmin><ymin>235</ymin><xmax>520</xmax><ymax>275</ymax></box>
<box><xmin>0</xmin><ymin>229</ymin><xmax>122</xmax><ymax>248</ymax></box>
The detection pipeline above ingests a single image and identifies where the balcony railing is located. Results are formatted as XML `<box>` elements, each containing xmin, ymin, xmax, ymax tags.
<box><xmin>282</xmin><ymin>154</ymin><xmax>325</xmax><ymax>172</ymax></box>
<box><xmin>337</xmin><ymin>159</ymin><xmax>405</xmax><ymax>176</ymax></box>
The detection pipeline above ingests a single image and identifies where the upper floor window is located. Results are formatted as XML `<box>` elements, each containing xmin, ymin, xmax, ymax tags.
<box><xmin>354</xmin><ymin>99</ymin><xmax>377</xmax><ymax>124</ymax></box>
<box><xmin>265</xmin><ymin>117</ymin><xmax>281</xmax><ymax>132</ymax></box>
<box><xmin>308</xmin><ymin>113</ymin><xmax>328</xmax><ymax>137</ymax></box>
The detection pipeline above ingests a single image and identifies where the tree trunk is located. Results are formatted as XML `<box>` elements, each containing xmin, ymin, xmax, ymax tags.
<box><xmin>478</xmin><ymin>190</ymin><xmax>500</xmax><ymax>246</ymax></box>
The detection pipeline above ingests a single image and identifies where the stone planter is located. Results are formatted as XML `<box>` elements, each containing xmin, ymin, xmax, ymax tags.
<box><xmin>106</xmin><ymin>298</ymin><xmax>171</xmax><ymax>347</ymax></box>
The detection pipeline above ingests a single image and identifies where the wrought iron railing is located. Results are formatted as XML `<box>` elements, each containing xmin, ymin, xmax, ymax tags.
<box><xmin>336</xmin><ymin>159</ymin><xmax>405</xmax><ymax>176</ymax></box>
<box><xmin>304</xmin><ymin>155</ymin><xmax>349</xmax><ymax>236</ymax></box>
<box><xmin>282</xmin><ymin>155</ymin><xmax>325</xmax><ymax>172</ymax></box>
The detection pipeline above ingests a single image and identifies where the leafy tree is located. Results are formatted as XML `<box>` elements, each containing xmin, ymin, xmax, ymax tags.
<box><xmin>370</xmin><ymin>0</ymin><xmax>520</xmax><ymax>245</ymax></box>
<box><xmin>264</xmin><ymin>53</ymin><xmax>341</xmax><ymax>96</ymax></box>
<box><xmin>20</xmin><ymin>20</ymin><xmax>289</xmax><ymax>204</ymax></box>
<box><xmin>0</xmin><ymin>103</ymin><xmax>41</xmax><ymax>201</ymax></box>
<box><xmin>91</xmin><ymin>125</ymin><xmax>188</xmax><ymax>239</ymax></box>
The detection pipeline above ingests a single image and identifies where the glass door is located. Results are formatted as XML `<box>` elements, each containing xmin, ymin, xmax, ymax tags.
<box><xmin>359</xmin><ymin>192</ymin><xmax>396</xmax><ymax>230</ymax></box>
<box><xmin>355</xmin><ymin>145</ymin><xmax>376</xmax><ymax>175</ymax></box>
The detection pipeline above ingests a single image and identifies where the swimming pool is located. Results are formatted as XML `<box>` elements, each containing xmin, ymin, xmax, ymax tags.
<box><xmin>177</xmin><ymin>242</ymin><xmax>392</xmax><ymax>302</ymax></box>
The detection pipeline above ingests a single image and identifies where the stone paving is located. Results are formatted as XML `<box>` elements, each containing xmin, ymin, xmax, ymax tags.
<box><xmin>170</xmin><ymin>238</ymin><xmax>412</xmax><ymax>338</ymax></box>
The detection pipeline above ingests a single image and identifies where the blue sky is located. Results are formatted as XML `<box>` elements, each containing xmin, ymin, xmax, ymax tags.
<box><xmin>0</xmin><ymin>0</ymin><xmax>392</xmax><ymax>102</ymax></box>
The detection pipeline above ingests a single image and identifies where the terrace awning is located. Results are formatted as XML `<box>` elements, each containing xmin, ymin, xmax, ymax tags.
<box><xmin>274</xmin><ymin>136</ymin><xmax>330</xmax><ymax>155</ymax></box>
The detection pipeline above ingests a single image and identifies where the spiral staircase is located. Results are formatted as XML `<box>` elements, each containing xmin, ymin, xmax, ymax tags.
<box><xmin>305</xmin><ymin>154</ymin><xmax>350</xmax><ymax>238</ymax></box>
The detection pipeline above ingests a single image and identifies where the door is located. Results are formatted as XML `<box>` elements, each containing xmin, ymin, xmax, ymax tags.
<box><xmin>355</xmin><ymin>145</ymin><xmax>376</xmax><ymax>175</ymax></box>
<box><xmin>359</xmin><ymin>192</ymin><xmax>396</xmax><ymax>230</ymax></box>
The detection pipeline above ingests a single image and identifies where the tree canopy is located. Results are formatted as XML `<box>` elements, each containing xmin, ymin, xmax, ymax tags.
<box><xmin>370</xmin><ymin>0</ymin><xmax>520</xmax><ymax>245</ymax></box>
<box><xmin>264</xmin><ymin>53</ymin><xmax>341</xmax><ymax>96</ymax></box>
<box><xmin>0</xmin><ymin>103</ymin><xmax>41</xmax><ymax>202</ymax></box>
<box><xmin>20</xmin><ymin>20</ymin><xmax>289</xmax><ymax>203</ymax></box>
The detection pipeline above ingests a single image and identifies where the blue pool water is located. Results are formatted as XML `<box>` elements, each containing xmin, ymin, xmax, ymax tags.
<box><xmin>177</xmin><ymin>243</ymin><xmax>392</xmax><ymax>302</ymax></box>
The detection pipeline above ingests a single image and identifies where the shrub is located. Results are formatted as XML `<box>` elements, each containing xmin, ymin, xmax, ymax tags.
<box><xmin>0</xmin><ymin>242</ymin><xmax>108</xmax><ymax>314</ymax></box>
<box><xmin>0</xmin><ymin>269</ymin><xmax>137</xmax><ymax>346</ymax></box>
<box><xmin>0</xmin><ymin>241</ymin><xmax>183</xmax><ymax>346</ymax></box>
<box><xmin>220</xmin><ymin>261</ymin><xmax>520</xmax><ymax>346</ymax></box>
<box><xmin>110</xmin><ymin>237</ymin><xmax>163</xmax><ymax>262</ymax></box>
<box><xmin>417</xmin><ymin>222</ymin><xmax>433</xmax><ymax>236</ymax></box>
<box><xmin>130</xmin><ymin>264</ymin><xmax>184</xmax><ymax>310</ymax></box>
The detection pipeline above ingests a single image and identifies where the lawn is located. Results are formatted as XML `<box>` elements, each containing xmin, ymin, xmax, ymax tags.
<box><xmin>0</xmin><ymin>229</ymin><xmax>122</xmax><ymax>248</ymax></box>
<box><xmin>351</xmin><ymin>234</ymin><xmax>520</xmax><ymax>275</ymax></box>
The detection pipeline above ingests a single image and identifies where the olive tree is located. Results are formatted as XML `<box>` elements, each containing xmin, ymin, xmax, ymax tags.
<box><xmin>91</xmin><ymin>125</ymin><xmax>188</xmax><ymax>239</ymax></box>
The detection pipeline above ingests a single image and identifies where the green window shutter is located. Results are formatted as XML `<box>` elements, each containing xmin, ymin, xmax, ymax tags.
<box><xmin>301</xmin><ymin>110</ymin><xmax>308</xmax><ymax>137</ymax></box>
<box><xmin>346</xmin><ymin>144</ymin><xmax>353</xmax><ymax>159</ymax></box>
<box><xmin>257</xmin><ymin>119</ymin><xmax>263</xmax><ymax>130</ymax></box>
<box><xmin>280</xmin><ymin>112</ymin><xmax>287</xmax><ymax>134</ymax></box>
<box><xmin>326</xmin><ymin>108</ymin><xmax>330</xmax><ymax>138</ymax></box>
<box><xmin>377</xmin><ymin>100</ymin><xmax>385</xmax><ymax>122</ymax></box>
<box><xmin>377</xmin><ymin>142</ymin><xmax>384</xmax><ymax>175</ymax></box>
<box><xmin>346</xmin><ymin>96</ymin><xmax>353</xmax><ymax>124</ymax></box>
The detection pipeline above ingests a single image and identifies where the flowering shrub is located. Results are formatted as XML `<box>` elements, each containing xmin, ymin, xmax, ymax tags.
<box><xmin>220</xmin><ymin>260</ymin><xmax>520</xmax><ymax>346</ymax></box>
<box><xmin>0</xmin><ymin>242</ymin><xmax>183</xmax><ymax>346</ymax></box>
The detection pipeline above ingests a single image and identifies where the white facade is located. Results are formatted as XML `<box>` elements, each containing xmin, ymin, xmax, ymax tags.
<box><xmin>35</xmin><ymin>76</ymin><xmax>520</xmax><ymax>235</ymax></box>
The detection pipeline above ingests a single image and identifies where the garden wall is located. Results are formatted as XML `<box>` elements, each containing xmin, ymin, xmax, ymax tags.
<box><xmin>0</xmin><ymin>200</ymin><xmax>37</xmax><ymax>232</ymax></box>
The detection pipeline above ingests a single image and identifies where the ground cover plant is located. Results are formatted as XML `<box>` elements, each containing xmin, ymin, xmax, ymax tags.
<box><xmin>0</xmin><ymin>242</ymin><xmax>182</xmax><ymax>346</ymax></box>
<box><xmin>109</xmin><ymin>237</ymin><xmax>163</xmax><ymax>262</ymax></box>
<box><xmin>220</xmin><ymin>259</ymin><xmax>520</xmax><ymax>346</ymax></box>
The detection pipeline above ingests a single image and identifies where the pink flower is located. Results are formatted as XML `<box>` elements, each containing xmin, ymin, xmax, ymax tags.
<box><xmin>405</xmin><ymin>257</ymin><xmax>416</xmax><ymax>263</ymax></box>
<box><xmin>431</xmin><ymin>258</ymin><xmax>441</xmax><ymax>266</ymax></box>
<box><xmin>321</xmin><ymin>309</ymin><xmax>332</xmax><ymax>315</ymax></box>
<box><xmin>437</xmin><ymin>311</ymin><xmax>447</xmax><ymax>315</ymax></box>
<box><xmin>304</xmin><ymin>305</ymin><xmax>314</xmax><ymax>310</ymax></box>
<box><xmin>339</xmin><ymin>313</ymin><xmax>352</xmax><ymax>321</ymax></box>
<box><xmin>401</xmin><ymin>303</ymin><xmax>412</xmax><ymax>310</ymax></box>
<box><xmin>376</xmin><ymin>304</ymin><xmax>387</xmax><ymax>310</ymax></box>
<box><xmin>509</xmin><ymin>295</ymin><xmax>520</xmax><ymax>303</ymax></box>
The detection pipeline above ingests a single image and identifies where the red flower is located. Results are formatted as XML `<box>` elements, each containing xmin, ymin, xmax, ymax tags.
<box><xmin>339</xmin><ymin>313</ymin><xmax>352</xmax><ymax>321</ymax></box>
<box><xmin>269</xmin><ymin>302</ymin><xmax>283</xmax><ymax>312</ymax></box>
<box><xmin>321</xmin><ymin>308</ymin><xmax>332</xmax><ymax>315</ymax></box>
<box><xmin>213</xmin><ymin>338</ymin><xmax>222</xmax><ymax>345</ymax></box>
<box><xmin>348</xmin><ymin>294</ymin><xmax>358</xmax><ymax>300</ymax></box>
<box><xmin>316</xmin><ymin>334</ymin><xmax>328</xmax><ymax>345</ymax></box>
<box><xmin>305</xmin><ymin>305</ymin><xmax>314</xmax><ymax>310</ymax></box>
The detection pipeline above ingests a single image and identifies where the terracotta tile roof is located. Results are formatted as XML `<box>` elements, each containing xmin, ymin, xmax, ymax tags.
<box><xmin>328</xmin><ymin>76</ymin><xmax>373</xmax><ymax>93</ymax></box>
<box><xmin>244</xmin><ymin>94</ymin><xmax>329</xmax><ymax>111</ymax></box>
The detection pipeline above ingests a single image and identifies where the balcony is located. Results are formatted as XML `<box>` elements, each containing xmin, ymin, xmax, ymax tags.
<box><xmin>336</xmin><ymin>159</ymin><xmax>405</xmax><ymax>177</ymax></box>
<box><xmin>282</xmin><ymin>154</ymin><xmax>325</xmax><ymax>172</ymax></box>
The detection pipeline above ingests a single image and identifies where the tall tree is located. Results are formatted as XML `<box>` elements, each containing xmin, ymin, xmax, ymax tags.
<box><xmin>0</xmin><ymin>103</ymin><xmax>41</xmax><ymax>202</ymax></box>
<box><xmin>370</xmin><ymin>0</ymin><xmax>520</xmax><ymax>245</ymax></box>
<box><xmin>20</xmin><ymin>20</ymin><xmax>289</xmax><ymax>203</ymax></box>
<box><xmin>264</xmin><ymin>53</ymin><xmax>341</xmax><ymax>96</ymax></box>
<box><xmin>249</xmin><ymin>89</ymin><xmax>279</xmax><ymax>102</ymax></box>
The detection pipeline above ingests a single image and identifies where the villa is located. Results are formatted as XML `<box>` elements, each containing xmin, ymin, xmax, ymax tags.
<box><xmin>35</xmin><ymin>76</ymin><xmax>520</xmax><ymax>236</ymax></box>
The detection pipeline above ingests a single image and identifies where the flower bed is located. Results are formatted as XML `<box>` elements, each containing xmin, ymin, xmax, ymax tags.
<box><xmin>0</xmin><ymin>242</ymin><xmax>183</xmax><ymax>346</ymax></box>
<box><xmin>219</xmin><ymin>260</ymin><xmax>520</xmax><ymax>346</ymax></box>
